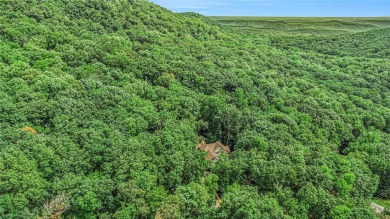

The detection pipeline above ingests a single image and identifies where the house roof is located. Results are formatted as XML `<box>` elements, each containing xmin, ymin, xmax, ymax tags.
<box><xmin>196</xmin><ymin>141</ymin><xmax>206</xmax><ymax>150</ymax></box>
<box><xmin>197</xmin><ymin>141</ymin><xmax>230</xmax><ymax>160</ymax></box>
<box><xmin>206</xmin><ymin>150</ymin><xmax>216</xmax><ymax>160</ymax></box>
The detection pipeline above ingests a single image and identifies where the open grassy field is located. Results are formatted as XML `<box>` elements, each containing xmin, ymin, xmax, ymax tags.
<box><xmin>210</xmin><ymin>17</ymin><xmax>390</xmax><ymax>35</ymax></box>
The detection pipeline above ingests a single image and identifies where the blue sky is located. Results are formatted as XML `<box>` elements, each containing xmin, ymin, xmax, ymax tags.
<box><xmin>148</xmin><ymin>0</ymin><xmax>390</xmax><ymax>16</ymax></box>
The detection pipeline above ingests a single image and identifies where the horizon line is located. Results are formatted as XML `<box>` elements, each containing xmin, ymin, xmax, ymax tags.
<box><xmin>207</xmin><ymin>15</ymin><xmax>390</xmax><ymax>18</ymax></box>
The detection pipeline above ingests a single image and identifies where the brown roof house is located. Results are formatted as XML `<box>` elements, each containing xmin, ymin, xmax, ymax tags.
<box><xmin>196</xmin><ymin>141</ymin><xmax>231</xmax><ymax>160</ymax></box>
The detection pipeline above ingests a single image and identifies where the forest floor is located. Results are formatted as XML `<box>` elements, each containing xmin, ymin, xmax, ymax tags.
<box><xmin>371</xmin><ymin>202</ymin><xmax>385</xmax><ymax>214</ymax></box>
<box><xmin>373</xmin><ymin>198</ymin><xmax>390</xmax><ymax>211</ymax></box>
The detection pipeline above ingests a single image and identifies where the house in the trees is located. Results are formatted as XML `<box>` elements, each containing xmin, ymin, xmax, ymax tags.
<box><xmin>196</xmin><ymin>141</ymin><xmax>231</xmax><ymax>160</ymax></box>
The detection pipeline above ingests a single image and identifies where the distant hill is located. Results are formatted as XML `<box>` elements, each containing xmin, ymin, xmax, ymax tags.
<box><xmin>210</xmin><ymin>16</ymin><xmax>390</xmax><ymax>35</ymax></box>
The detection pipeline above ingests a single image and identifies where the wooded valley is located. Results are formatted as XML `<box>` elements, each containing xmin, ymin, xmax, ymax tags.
<box><xmin>0</xmin><ymin>0</ymin><xmax>389</xmax><ymax>218</ymax></box>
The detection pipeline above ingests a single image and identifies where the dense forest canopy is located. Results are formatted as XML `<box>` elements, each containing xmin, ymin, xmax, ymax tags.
<box><xmin>0</xmin><ymin>0</ymin><xmax>389</xmax><ymax>218</ymax></box>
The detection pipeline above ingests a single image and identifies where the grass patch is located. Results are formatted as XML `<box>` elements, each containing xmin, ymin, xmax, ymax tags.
<box><xmin>373</xmin><ymin>199</ymin><xmax>390</xmax><ymax>209</ymax></box>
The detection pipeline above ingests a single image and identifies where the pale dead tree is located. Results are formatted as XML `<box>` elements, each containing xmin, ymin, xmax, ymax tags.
<box><xmin>220</xmin><ymin>106</ymin><xmax>241</xmax><ymax>147</ymax></box>
<box><xmin>41</xmin><ymin>192</ymin><xmax>70</xmax><ymax>219</ymax></box>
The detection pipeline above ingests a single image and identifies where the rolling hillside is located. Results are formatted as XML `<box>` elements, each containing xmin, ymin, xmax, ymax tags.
<box><xmin>0</xmin><ymin>0</ymin><xmax>389</xmax><ymax>218</ymax></box>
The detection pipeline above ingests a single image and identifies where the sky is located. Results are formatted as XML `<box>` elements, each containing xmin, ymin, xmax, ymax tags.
<box><xmin>148</xmin><ymin>0</ymin><xmax>390</xmax><ymax>16</ymax></box>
